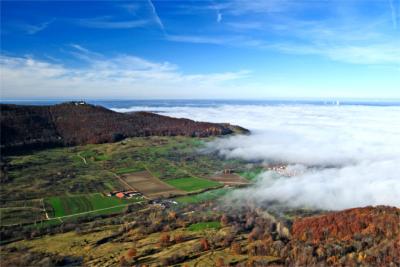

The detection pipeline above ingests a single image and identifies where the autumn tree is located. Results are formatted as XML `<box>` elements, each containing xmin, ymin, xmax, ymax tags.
<box><xmin>126</xmin><ymin>247</ymin><xmax>137</xmax><ymax>258</ymax></box>
<box><xmin>168</xmin><ymin>211</ymin><xmax>177</xmax><ymax>221</ymax></box>
<box><xmin>119</xmin><ymin>256</ymin><xmax>129</xmax><ymax>267</ymax></box>
<box><xmin>231</xmin><ymin>242</ymin><xmax>242</xmax><ymax>255</ymax></box>
<box><xmin>220</xmin><ymin>214</ymin><xmax>229</xmax><ymax>226</ymax></box>
<box><xmin>159</xmin><ymin>232</ymin><xmax>170</xmax><ymax>247</ymax></box>
<box><xmin>200</xmin><ymin>238</ymin><xmax>210</xmax><ymax>251</ymax></box>
<box><xmin>248</xmin><ymin>226</ymin><xmax>262</xmax><ymax>242</ymax></box>
<box><xmin>173</xmin><ymin>233</ymin><xmax>185</xmax><ymax>244</ymax></box>
<box><xmin>176</xmin><ymin>218</ymin><xmax>187</xmax><ymax>228</ymax></box>
<box><xmin>215</xmin><ymin>257</ymin><xmax>225</xmax><ymax>267</ymax></box>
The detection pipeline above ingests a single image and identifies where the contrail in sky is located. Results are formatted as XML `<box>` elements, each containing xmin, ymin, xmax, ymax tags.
<box><xmin>388</xmin><ymin>0</ymin><xmax>398</xmax><ymax>29</ymax></box>
<box><xmin>148</xmin><ymin>0</ymin><xmax>165</xmax><ymax>31</ymax></box>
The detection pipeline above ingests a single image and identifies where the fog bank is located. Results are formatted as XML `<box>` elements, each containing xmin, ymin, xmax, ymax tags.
<box><xmin>114</xmin><ymin>104</ymin><xmax>400</xmax><ymax>209</ymax></box>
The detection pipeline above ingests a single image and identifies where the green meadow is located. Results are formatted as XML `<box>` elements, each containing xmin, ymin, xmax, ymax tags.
<box><xmin>188</xmin><ymin>221</ymin><xmax>221</xmax><ymax>231</ymax></box>
<box><xmin>175</xmin><ymin>188</ymin><xmax>231</xmax><ymax>204</ymax></box>
<box><xmin>45</xmin><ymin>193</ymin><xmax>143</xmax><ymax>218</ymax></box>
<box><xmin>165</xmin><ymin>177</ymin><xmax>221</xmax><ymax>192</ymax></box>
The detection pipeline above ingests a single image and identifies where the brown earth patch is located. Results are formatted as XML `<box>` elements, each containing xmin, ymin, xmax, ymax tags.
<box><xmin>120</xmin><ymin>171</ymin><xmax>186</xmax><ymax>199</ymax></box>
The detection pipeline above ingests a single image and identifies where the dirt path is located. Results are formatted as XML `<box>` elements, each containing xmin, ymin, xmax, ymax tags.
<box><xmin>41</xmin><ymin>198</ymin><xmax>49</xmax><ymax>220</ymax></box>
<box><xmin>77</xmin><ymin>152</ymin><xmax>87</xmax><ymax>165</ymax></box>
<box><xmin>143</xmin><ymin>164</ymin><xmax>157</xmax><ymax>178</ymax></box>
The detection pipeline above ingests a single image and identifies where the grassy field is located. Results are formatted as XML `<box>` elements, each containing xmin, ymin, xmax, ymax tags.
<box><xmin>188</xmin><ymin>221</ymin><xmax>221</xmax><ymax>231</ymax></box>
<box><xmin>1</xmin><ymin>136</ymin><xmax>260</xmax><ymax>226</ymax></box>
<box><xmin>0</xmin><ymin>207</ymin><xmax>45</xmax><ymax>225</ymax></box>
<box><xmin>79</xmin><ymin>149</ymin><xmax>111</xmax><ymax>161</ymax></box>
<box><xmin>115</xmin><ymin>166</ymin><xmax>145</xmax><ymax>175</ymax></box>
<box><xmin>175</xmin><ymin>188</ymin><xmax>231</xmax><ymax>204</ymax></box>
<box><xmin>165</xmin><ymin>177</ymin><xmax>221</xmax><ymax>192</ymax></box>
<box><xmin>46</xmin><ymin>193</ymin><xmax>143</xmax><ymax>218</ymax></box>
<box><xmin>1</xmin><ymin>137</ymin><xmax>252</xmax><ymax>202</ymax></box>
<box><xmin>6</xmin><ymin>215</ymin><xmax>243</xmax><ymax>266</ymax></box>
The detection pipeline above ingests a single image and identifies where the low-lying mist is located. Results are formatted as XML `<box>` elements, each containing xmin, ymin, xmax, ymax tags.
<box><xmin>114</xmin><ymin>104</ymin><xmax>400</xmax><ymax>210</ymax></box>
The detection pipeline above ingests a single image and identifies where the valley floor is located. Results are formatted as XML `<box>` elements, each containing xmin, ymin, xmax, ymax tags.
<box><xmin>1</xmin><ymin>136</ymin><xmax>399</xmax><ymax>266</ymax></box>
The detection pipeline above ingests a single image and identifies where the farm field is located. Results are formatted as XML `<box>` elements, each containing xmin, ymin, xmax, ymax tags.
<box><xmin>0</xmin><ymin>207</ymin><xmax>46</xmax><ymax>226</ymax></box>
<box><xmin>1</xmin><ymin>136</ymin><xmax>253</xmax><ymax>203</ymax></box>
<box><xmin>209</xmin><ymin>173</ymin><xmax>250</xmax><ymax>185</ymax></box>
<box><xmin>0</xmin><ymin>136</ymin><xmax>262</xmax><ymax>234</ymax></box>
<box><xmin>0</xmin><ymin>199</ymin><xmax>46</xmax><ymax>226</ymax></box>
<box><xmin>164</xmin><ymin>177</ymin><xmax>222</xmax><ymax>192</ymax></box>
<box><xmin>174</xmin><ymin>188</ymin><xmax>232</xmax><ymax>204</ymax></box>
<box><xmin>120</xmin><ymin>171</ymin><xmax>185</xmax><ymax>199</ymax></box>
<box><xmin>0</xmin><ymin>135</ymin><xmax>357</xmax><ymax>267</ymax></box>
<box><xmin>45</xmin><ymin>193</ymin><xmax>143</xmax><ymax>218</ymax></box>
<box><xmin>115</xmin><ymin>166</ymin><xmax>145</xmax><ymax>175</ymax></box>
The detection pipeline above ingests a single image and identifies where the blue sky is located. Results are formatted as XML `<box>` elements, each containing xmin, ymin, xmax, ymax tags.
<box><xmin>1</xmin><ymin>0</ymin><xmax>399</xmax><ymax>100</ymax></box>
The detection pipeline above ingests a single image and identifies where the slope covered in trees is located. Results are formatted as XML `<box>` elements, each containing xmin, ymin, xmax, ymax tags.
<box><xmin>0</xmin><ymin>102</ymin><xmax>248</xmax><ymax>153</ymax></box>
<box><xmin>288</xmin><ymin>206</ymin><xmax>400</xmax><ymax>266</ymax></box>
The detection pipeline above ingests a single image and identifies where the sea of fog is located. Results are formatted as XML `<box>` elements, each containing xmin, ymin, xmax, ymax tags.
<box><xmin>3</xmin><ymin>99</ymin><xmax>400</xmax><ymax>210</ymax></box>
<box><xmin>110</xmin><ymin>100</ymin><xmax>400</xmax><ymax>210</ymax></box>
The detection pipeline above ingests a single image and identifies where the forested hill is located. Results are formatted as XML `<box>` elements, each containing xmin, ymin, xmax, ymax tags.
<box><xmin>0</xmin><ymin>102</ymin><xmax>249</xmax><ymax>153</ymax></box>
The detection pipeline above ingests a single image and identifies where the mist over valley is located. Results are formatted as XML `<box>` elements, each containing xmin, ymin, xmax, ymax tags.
<box><xmin>114</xmin><ymin>103</ymin><xmax>400</xmax><ymax>209</ymax></box>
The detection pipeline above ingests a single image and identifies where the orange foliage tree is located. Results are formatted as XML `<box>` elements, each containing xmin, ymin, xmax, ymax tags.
<box><xmin>159</xmin><ymin>232</ymin><xmax>170</xmax><ymax>247</ymax></box>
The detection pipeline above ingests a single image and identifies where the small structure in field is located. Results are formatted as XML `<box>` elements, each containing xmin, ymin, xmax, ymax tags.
<box><xmin>149</xmin><ymin>199</ymin><xmax>178</xmax><ymax>208</ymax></box>
<box><xmin>223</xmin><ymin>169</ymin><xmax>235</xmax><ymax>174</ymax></box>
<box><xmin>107</xmin><ymin>190</ymin><xmax>142</xmax><ymax>199</ymax></box>
<box><xmin>116</xmin><ymin>192</ymin><xmax>125</xmax><ymax>198</ymax></box>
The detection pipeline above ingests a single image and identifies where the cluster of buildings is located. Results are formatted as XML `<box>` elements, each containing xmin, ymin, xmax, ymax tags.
<box><xmin>69</xmin><ymin>101</ymin><xmax>87</xmax><ymax>106</ymax></box>
<box><xmin>150</xmin><ymin>199</ymin><xmax>178</xmax><ymax>208</ymax></box>
<box><xmin>267</xmin><ymin>165</ymin><xmax>300</xmax><ymax>177</ymax></box>
<box><xmin>106</xmin><ymin>190</ymin><xmax>142</xmax><ymax>199</ymax></box>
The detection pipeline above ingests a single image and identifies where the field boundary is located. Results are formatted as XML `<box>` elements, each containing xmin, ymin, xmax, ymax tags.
<box><xmin>118</xmin><ymin>170</ymin><xmax>185</xmax><ymax>199</ymax></box>
<box><xmin>45</xmin><ymin>193</ymin><xmax>144</xmax><ymax>218</ymax></box>
<box><xmin>47</xmin><ymin>203</ymin><xmax>139</xmax><ymax>220</ymax></box>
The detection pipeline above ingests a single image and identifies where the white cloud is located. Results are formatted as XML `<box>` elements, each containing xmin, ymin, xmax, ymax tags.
<box><xmin>0</xmin><ymin>47</ymin><xmax>250</xmax><ymax>99</ymax></box>
<box><xmin>268</xmin><ymin>42</ymin><xmax>400</xmax><ymax>65</ymax></box>
<box><xmin>226</xmin><ymin>21</ymin><xmax>263</xmax><ymax>30</ymax></box>
<box><xmin>120</xmin><ymin>3</ymin><xmax>141</xmax><ymax>15</ymax></box>
<box><xmin>15</xmin><ymin>19</ymin><xmax>55</xmax><ymax>34</ymax></box>
<box><xmin>217</xmin><ymin>0</ymin><xmax>293</xmax><ymax>15</ymax></box>
<box><xmin>165</xmin><ymin>34</ymin><xmax>231</xmax><ymax>45</ymax></box>
<box><xmin>233</xmin><ymin>159</ymin><xmax>400</xmax><ymax>210</ymax></box>
<box><xmin>113</xmin><ymin>104</ymin><xmax>400</xmax><ymax>209</ymax></box>
<box><xmin>171</xmin><ymin>1</ymin><xmax>400</xmax><ymax>66</ymax></box>
<box><xmin>217</xmin><ymin>12</ymin><xmax>223</xmax><ymax>23</ymax></box>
